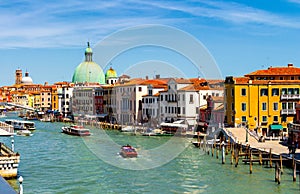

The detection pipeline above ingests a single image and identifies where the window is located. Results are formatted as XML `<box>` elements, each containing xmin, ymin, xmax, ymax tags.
<box><xmin>241</xmin><ymin>103</ymin><xmax>246</xmax><ymax>111</ymax></box>
<box><xmin>273</xmin><ymin>116</ymin><xmax>278</xmax><ymax>122</ymax></box>
<box><xmin>231</xmin><ymin>89</ymin><xmax>234</xmax><ymax>96</ymax></box>
<box><xmin>189</xmin><ymin>94</ymin><xmax>193</xmax><ymax>103</ymax></box>
<box><xmin>260</xmin><ymin>89</ymin><xmax>268</xmax><ymax>96</ymax></box>
<box><xmin>282</xmin><ymin>102</ymin><xmax>287</xmax><ymax>109</ymax></box>
<box><xmin>231</xmin><ymin>103</ymin><xmax>234</xmax><ymax>110</ymax></box>
<box><xmin>242</xmin><ymin>116</ymin><xmax>247</xmax><ymax>122</ymax></box>
<box><xmin>203</xmin><ymin>95</ymin><xmax>206</xmax><ymax>100</ymax></box>
<box><xmin>281</xmin><ymin>88</ymin><xmax>287</xmax><ymax>95</ymax></box>
<box><xmin>182</xmin><ymin>107</ymin><xmax>185</xmax><ymax>114</ymax></box>
<box><xmin>241</xmin><ymin>88</ymin><xmax>246</xmax><ymax>96</ymax></box>
<box><xmin>182</xmin><ymin>95</ymin><xmax>185</xmax><ymax>101</ymax></box>
<box><xmin>138</xmin><ymin>87</ymin><xmax>142</xmax><ymax>92</ymax></box>
<box><xmin>273</xmin><ymin>102</ymin><xmax>278</xmax><ymax>111</ymax></box>
<box><xmin>282</xmin><ymin>115</ymin><xmax>287</xmax><ymax>122</ymax></box>
<box><xmin>272</xmin><ymin>88</ymin><xmax>279</xmax><ymax>96</ymax></box>
<box><xmin>262</xmin><ymin>102</ymin><xmax>267</xmax><ymax>111</ymax></box>
<box><xmin>262</xmin><ymin>116</ymin><xmax>267</xmax><ymax>122</ymax></box>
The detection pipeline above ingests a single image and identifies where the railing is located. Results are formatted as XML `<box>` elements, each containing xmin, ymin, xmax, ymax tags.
<box><xmin>0</xmin><ymin>122</ymin><xmax>14</xmax><ymax>134</ymax></box>
<box><xmin>281</xmin><ymin>109</ymin><xmax>296</xmax><ymax>115</ymax></box>
<box><xmin>281</xmin><ymin>94</ymin><xmax>300</xmax><ymax>100</ymax></box>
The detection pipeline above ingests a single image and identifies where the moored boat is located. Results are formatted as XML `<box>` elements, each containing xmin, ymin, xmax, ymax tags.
<box><xmin>120</xmin><ymin>145</ymin><xmax>138</xmax><ymax>158</ymax></box>
<box><xmin>120</xmin><ymin>126</ymin><xmax>135</xmax><ymax>132</ymax></box>
<box><xmin>4</xmin><ymin>119</ymin><xmax>36</xmax><ymax>130</ymax></box>
<box><xmin>16</xmin><ymin>130</ymin><xmax>32</xmax><ymax>136</ymax></box>
<box><xmin>61</xmin><ymin>125</ymin><xmax>91</xmax><ymax>136</ymax></box>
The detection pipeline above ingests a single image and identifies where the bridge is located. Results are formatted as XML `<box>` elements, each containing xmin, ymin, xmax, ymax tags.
<box><xmin>0</xmin><ymin>102</ymin><xmax>35</xmax><ymax>111</ymax></box>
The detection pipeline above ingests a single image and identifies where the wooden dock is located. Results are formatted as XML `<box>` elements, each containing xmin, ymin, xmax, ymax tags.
<box><xmin>195</xmin><ymin>133</ymin><xmax>300</xmax><ymax>186</ymax></box>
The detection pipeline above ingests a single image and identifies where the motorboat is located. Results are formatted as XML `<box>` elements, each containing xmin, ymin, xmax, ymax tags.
<box><xmin>61</xmin><ymin>125</ymin><xmax>91</xmax><ymax>136</ymax></box>
<box><xmin>120</xmin><ymin>126</ymin><xmax>135</xmax><ymax>133</ymax></box>
<box><xmin>16</xmin><ymin>130</ymin><xmax>32</xmax><ymax>136</ymax></box>
<box><xmin>119</xmin><ymin>145</ymin><xmax>138</xmax><ymax>158</ymax></box>
<box><xmin>5</xmin><ymin>119</ymin><xmax>36</xmax><ymax>130</ymax></box>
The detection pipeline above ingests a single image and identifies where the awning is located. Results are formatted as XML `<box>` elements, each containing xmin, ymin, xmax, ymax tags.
<box><xmin>160</xmin><ymin>122</ymin><xmax>188</xmax><ymax>128</ymax></box>
<box><xmin>270</xmin><ymin>124</ymin><xmax>283</xmax><ymax>130</ymax></box>
<box><xmin>97</xmin><ymin>113</ymin><xmax>108</xmax><ymax>118</ymax></box>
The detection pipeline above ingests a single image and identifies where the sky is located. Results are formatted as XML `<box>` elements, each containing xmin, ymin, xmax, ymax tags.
<box><xmin>1</xmin><ymin>0</ymin><xmax>300</xmax><ymax>85</ymax></box>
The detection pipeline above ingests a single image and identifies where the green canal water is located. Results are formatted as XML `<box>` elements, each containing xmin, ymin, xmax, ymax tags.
<box><xmin>1</xmin><ymin>115</ymin><xmax>299</xmax><ymax>194</ymax></box>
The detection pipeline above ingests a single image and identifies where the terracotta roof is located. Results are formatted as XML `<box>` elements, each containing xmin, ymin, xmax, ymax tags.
<box><xmin>245</xmin><ymin>64</ymin><xmax>300</xmax><ymax>76</ymax></box>
<box><xmin>232</xmin><ymin>77</ymin><xmax>300</xmax><ymax>85</ymax></box>
<box><xmin>115</xmin><ymin>78</ymin><xmax>168</xmax><ymax>87</ymax></box>
<box><xmin>233</xmin><ymin>77</ymin><xmax>250</xmax><ymax>84</ymax></box>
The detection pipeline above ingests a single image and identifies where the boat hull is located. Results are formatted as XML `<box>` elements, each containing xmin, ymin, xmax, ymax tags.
<box><xmin>61</xmin><ymin>126</ymin><xmax>91</xmax><ymax>136</ymax></box>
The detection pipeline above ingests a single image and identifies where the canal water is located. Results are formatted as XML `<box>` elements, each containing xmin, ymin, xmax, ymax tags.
<box><xmin>1</xmin><ymin>115</ymin><xmax>299</xmax><ymax>194</ymax></box>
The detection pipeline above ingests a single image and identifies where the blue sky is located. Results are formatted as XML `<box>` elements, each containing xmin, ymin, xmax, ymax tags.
<box><xmin>1</xmin><ymin>0</ymin><xmax>300</xmax><ymax>85</ymax></box>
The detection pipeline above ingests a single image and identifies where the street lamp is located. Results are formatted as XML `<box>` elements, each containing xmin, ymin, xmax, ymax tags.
<box><xmin>245</xmin><ymin>121</ymin><xmax>248</xmax><ymax>143</ymax></box>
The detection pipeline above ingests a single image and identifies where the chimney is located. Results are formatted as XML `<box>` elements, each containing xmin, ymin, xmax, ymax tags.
<box><xmin>288</xmin><ymin>63</ymin><xmax>293</xmax><ymax>67</ymax></box>
<box><xmin>145</xmin><ymin>76</ymin><xmax>148</xmax><ymax>80</ymax></box>
<box><xmin>155</xmin><ymin>74</ymin><xmax>160</xmax><ymax>79</ymax></box>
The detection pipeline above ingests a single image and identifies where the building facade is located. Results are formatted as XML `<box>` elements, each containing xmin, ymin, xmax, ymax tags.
<box><xmin>225</xmin><ymin>63</ymin><xmax>300</xmax><ymax>137</ymax></box>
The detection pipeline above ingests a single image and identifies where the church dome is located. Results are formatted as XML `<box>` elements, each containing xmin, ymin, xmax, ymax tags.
<box><xmin>72</xmin><ymin>61</ymin><xmax>105</xmax><ymax>84</ymax></box>
<box><xmin>105</xmin><ymin>67</ymin><xmax>118</xmax><ymax>79</ymax></box>
<box><xmin>21</xmin><ymin>72</ymin><xmax>33</xmax><ymax>84</ymax></box>
<box><xmin>72</xmin><ymin>42</ymin><xmax>105</xmax><ymax>84</ymax></box>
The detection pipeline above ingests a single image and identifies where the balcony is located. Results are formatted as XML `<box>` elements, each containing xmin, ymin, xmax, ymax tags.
<box><xmin>281</xmin><ymin>94</ymin><xmax>300</xmax><ymax>100</ymax></box>
<box><xmin>280</xmin><ymin>109</ymin><xmax>296</xmax><ymax>115</ymax></box>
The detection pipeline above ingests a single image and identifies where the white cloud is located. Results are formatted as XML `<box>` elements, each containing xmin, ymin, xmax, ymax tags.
<box><xmin>0</xmin><ymin>0</ymin><xmax>299</xmax><ymax>48</ymax></box>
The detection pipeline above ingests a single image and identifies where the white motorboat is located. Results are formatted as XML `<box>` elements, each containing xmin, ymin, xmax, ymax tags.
<box><xmin>5</xmin><ymin>119</ymin><xmax>36</xmax><ymax>130</ymax></box>
<box><xmin>120</xmin><ymin>126</ymin><xmax>135</xmax><ymax>132</ymax></box>
<box><xmin>16</xmin><ymin>130</ymin><xmax>32</xmax><ymax>136</ymax></box>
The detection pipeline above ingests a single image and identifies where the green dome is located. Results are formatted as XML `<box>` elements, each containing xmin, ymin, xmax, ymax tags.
<box><xmin>85</xmin><ymin>47</ymin><xmax>93</xmax><ymax>53</ymax></box>
<box><xmin>105</xmin><ymin>67</ymin><xmax>118</xmax><ymax>79</ymax></box>
<box><xmin>72</xmin><ymin>42</ymin><xmax>105</xmax><ymax>84</ymax></box>
<box><xmin>72</xmin><ymin>61</ymin><xmax>105</xmax><ymax>84</ymax></box>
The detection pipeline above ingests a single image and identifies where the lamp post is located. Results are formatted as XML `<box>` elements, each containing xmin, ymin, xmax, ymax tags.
<box><xmin>245</xmin><ymin>121</ymin><xmax>248</xmax><ymax>144</ymax></box>
<box><xmin>18</xmin><ymin>176</ymin><xmax>23</xmax><ymax>194</ymax></box>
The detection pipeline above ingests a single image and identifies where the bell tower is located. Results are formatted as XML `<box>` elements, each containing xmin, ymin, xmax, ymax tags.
<box><xmin>15</xmin><ymin>69</ymin><xmax>22</xmax><ymax>84</ymax></box>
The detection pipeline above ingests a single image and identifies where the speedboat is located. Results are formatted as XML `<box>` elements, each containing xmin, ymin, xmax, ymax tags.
<box><xmin>61</xmin><ymin>125</ymin><xmax>91</xmax><ymax>136</ymax></box>
<box><xmin>120</xmin><ymin>145</ymin><xmax>138</xmax><ymax>158</ymax></box>
<box><xmin>16</xmin><ymin>130</ymin><xmax>32</xmax><ymax>136</ymax></box>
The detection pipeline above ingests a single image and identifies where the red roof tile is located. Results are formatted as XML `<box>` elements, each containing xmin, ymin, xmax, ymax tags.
<box><xmin>245</xmin><ymin>65</ymin><xmax>300</xmax><ymax>76</ymax></box>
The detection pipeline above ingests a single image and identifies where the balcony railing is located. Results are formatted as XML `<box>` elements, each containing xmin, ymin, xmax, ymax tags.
<box><xmin>281</xmin><ymin>109</ymin><xmax>296</xmax><ymax>115</ymax></box>
<box><xmin>281</xmin><ymin>94</ymin><xmax>300</xmax><ymax>100</ymax></box>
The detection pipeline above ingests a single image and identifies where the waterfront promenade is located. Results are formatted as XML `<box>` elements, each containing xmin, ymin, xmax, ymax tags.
<box><xmin>225</xmin><ymin>127</ymin><xmax>300</xmax><ymax>161</ymax></box>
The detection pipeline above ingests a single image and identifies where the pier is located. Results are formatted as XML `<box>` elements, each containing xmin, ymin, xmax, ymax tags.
<box><xmin>195</xmin><ymin>127</ymin><xmax>300</xmax><ymax>187</ymax></box>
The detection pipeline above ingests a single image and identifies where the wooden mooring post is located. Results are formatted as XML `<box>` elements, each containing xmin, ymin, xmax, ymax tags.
<box><xmin>269</xmin><ymin>148</ymin><xmax>272</xmax><ymax>168</ymax></box>
<box><xmin>293</xmin><ymin>157</ymin><xmax>296</xmax><ymax>182</ymax></box>
<box><xmin>222</xmin><ymin>142</ymin><xmax>225</xmax><ymax>164</ymax></box>
<box><xmin>249</xmin><ymin>150</ymin><xmax>252</xmax><ymax>174</ymax></box>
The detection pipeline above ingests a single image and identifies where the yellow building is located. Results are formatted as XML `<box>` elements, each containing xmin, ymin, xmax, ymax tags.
<box><xmin>225</xmin><ymin>64</ymin><xmax>300</xmax><ymax>137</ymax></box>
<box><xmin>51</xmin><ymin>86</ymin><xmax>59</xmax><ymax>110</ymax></box>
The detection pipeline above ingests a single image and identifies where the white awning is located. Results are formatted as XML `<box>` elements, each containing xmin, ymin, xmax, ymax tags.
<box><xmin>160</xmin><ymin>122</ymin><xmax>188</xmax><ymax>128</ymax></box>
<box><xmin>173</xmin><ymin>120</ymin><xmax>184</xmax><ymax>124</ymax></box>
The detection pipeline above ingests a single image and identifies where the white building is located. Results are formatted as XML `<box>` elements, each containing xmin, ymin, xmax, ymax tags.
<box><xmin>159</xmin><ymin>78</ymin><xmax>224</xmax><ymax>129</ymax></box>
<box><xmin>141</xmin><ymin>81</ymin><xmax>168</xmax><ymax>126</ymax></box>
<box><xmin>113</xmin><ymin>77</ymin><xmax>168</xmax><ymax>125</ymax></box>
<box><xmin>58</xmin><ymin>85</ymin><xmax>74</xmax><ymax>117</ymax></box>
